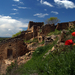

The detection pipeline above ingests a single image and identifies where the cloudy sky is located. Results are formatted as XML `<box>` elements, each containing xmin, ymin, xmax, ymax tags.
<box><xmin>0</xmin><ymin>0</ymin><xmax>75</xmax><ymax>37</ymax></box>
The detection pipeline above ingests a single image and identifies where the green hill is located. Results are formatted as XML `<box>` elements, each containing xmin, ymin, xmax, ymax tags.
<box><xmin>5</xmin><ymin>25</ymin><xmax>75</xmax><ymax>75</ymax></box>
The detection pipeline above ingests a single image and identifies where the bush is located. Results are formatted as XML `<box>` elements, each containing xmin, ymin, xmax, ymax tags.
<box><xmin>12</xmin><ymin>31</ymin><xmax>21</xmax><ymax>38</ymax></box>
<box><xmin>6</xmin><ymin>60</ymin><xmax>17</xmax><ymax>74</ymax></box>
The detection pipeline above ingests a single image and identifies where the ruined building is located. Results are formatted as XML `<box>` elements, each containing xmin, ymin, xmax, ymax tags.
<box><xmin>0</xmin><ymin>20</ymin><xmax>75</xmax><ymax>60</ymax></box>
<box><xmin>56</xmin><ymin>21</ymin><xmax>75</xmax><ymax>30</ymax></box>
<box><xmin>0</xmin><ymin>37</ymin><xmax>29</xmax><ymax>60</ymax></box>
<box><xmin>0</xmin><ymin>21</ymin><xmax>44</xmax><ymax>60</ymax></box>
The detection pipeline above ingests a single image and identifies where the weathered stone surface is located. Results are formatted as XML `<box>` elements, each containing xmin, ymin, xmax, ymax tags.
<box><xmin>44</xmin><ymin>35</ymin><xmax>57</xmax><ymax>45</ymax></box>
<box><xmin>58</xmin><ymin>29</ymin><xmax>69</xmax><ymax>43</ymax></box>
<box><xmin>42</xmin><ymin>24</ymin><xmax>55</xmax><ymax>35</ymax></box>
<box><xmin>27</xmin><ymin>21</ymin><xmax>44</xmax><ymax>30</ymax></box>
<box><xmin>38</xmin><ymin>35</ymin><xmax>45</xmax><ymax>43</ymax></box>
<box><xmin>56</xmin><ymin>22</ymin><xmax>69</xmax><ymax>30</ymax></box>
<box><xmin>0</xmin><ymin>38</ymin><xmax>29</xmax><ymax>60</ymax></box>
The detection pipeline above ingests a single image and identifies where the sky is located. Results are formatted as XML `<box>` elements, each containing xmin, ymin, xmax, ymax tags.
<box><xmin>0</xmin><ymin>0</ymin><xmax>75</xmax><ymax>37</ymax></box>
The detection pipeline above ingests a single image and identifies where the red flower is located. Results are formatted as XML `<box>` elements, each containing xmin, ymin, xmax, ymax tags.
<box><xmin>72</xmin><ymin>32</ymin><xmax>75</xmax><ymax>36</ymax></box>
<box><xmin>65</xmin><ymin>39</ymin><xmax>74</xmax><ymax>45</ymax></box>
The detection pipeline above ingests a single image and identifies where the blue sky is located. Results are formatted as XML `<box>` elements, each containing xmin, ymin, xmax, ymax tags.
<box><xmin>0</xmin><ymin>0</ymin><xmax>75</xmax><ymax>37</ymax></box>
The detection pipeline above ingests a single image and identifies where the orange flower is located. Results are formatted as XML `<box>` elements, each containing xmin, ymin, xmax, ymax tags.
<box><xmin>72</xmin><ymin>32</ymin><xmax>75</xmax><ymax>36</ymax></box>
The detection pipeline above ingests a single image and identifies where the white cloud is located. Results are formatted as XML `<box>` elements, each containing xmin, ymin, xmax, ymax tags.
<box><xmin>51</xmin><ymin>11</ymin><xmax>59</xmax><ymax>14</ymax></box>
<box><xmin>12</xmin><ymin>4</ymin><xmax>17</xmax><ymax>6</ymax></box>
<box><xmin>54</xmin><ymin>0</ymin><xmax>75</xmax><ymax>9</ymax></box>
<box><xmin>33</xmin><ymin>13</ymin><xmax>49</xmax><ymax>18</ymax></box>
<box><xmin>0</xmin><ymin>15</ymin><xmax>29</xmax><ymax>37</ymax></box>
<box><xmin>19</xmin><ymin>2</ymin><xmax>24</xmax><ymax>5</ymax></box>
<box><xmin>12</xmin><ymin>8</ymin><xmax>18</xmax><ymax>11</ymax></box>
<box><xmin>44</xmin><ymin>9</ymin><xmax>47</xmax><ymax>11</ymax></box>
<box><xmin>18</xmin><ymin>7</ymin><xmax>27</xmax><ymax>9</ymax></box>
<box><xmin>13</xmin><ymin>0</ymin><xmax>19</xmax><ymax>2</ymax></box>
<box><xmin>10</xmin><ymin>13</ymin><xmax>18</xmax><ymax>15</ymax></box>
<box><xmin>40</xmin><ymin>0</ymin><xmax>54</xmax><ymax>7</ymax></box>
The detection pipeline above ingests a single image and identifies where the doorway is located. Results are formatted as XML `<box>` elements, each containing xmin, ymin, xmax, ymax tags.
<box><xmin>7</xmin><ymin>49</ymin><xmax>13</xmax><ymax>58</ymax></box>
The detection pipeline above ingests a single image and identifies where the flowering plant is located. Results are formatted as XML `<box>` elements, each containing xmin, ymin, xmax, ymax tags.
<box><xmin>65</xmin><ymin>32</ymin><xmax>75</xmax><ymax>47</ymax></box>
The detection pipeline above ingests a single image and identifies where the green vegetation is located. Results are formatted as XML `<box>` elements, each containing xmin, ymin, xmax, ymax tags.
<box><xmin>38</xmin><ymin>40</ymin><xmax>44</xmax><ymax>45</ymax></box>
<box><xmin>0</xmin><ymin>37</ymin><xmax>10</xmax><ymax>42</ymax></box>
<box><xmin>24</xmin><ymin>38</ymin><xmax>38</xmax><ymax>44</ymax></box>
<box><xmin>47</xmin><ymin>29</ymin><xmax>61</xmax><ymax>36</ymax></box>
<box><xmin>12</xmin><ymin>31</ymin><xmax>22</xmax><ymax>38</ymax></box>
<box><xmin>5</xmin><ymin>25</ymin><xmax>75</xmax><ymax>75</ymax></box>
<box><xmin>45</xmin><ymin>17</ymin><xmax>60</xmax><ymax>25</ymax></box>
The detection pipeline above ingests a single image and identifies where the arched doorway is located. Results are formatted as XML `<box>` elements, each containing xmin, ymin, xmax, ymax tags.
<box><xmin>7</xmin><ymin>49</ymin><xmax>13</xmax><ymax>59</ymax></box>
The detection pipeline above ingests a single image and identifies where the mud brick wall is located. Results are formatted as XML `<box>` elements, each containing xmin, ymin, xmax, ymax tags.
<box><xmin>69</xmin><ymin>21</ymin><xmax>75</xmax><ymax>28</ymax></box>
<box><xmin>56</xmin><ymin>22</ymin><xmax>69</xmax><ymax>30</ymax></box>
<box><xmin>0</xmin><ymin>38</ymin><xmax>29</xmax><ymax>60</ymax></box>
<box><xmin>42</xmin><ymin>24</ymin><xmax>55</xmax><ymax>35</ymax></box>
<box><xmin>24</xmin><ymin>32</ymin><xmax>33</xmax><ymax>41</ymax></box>
<box><xmin>27</xmin><ymin>21</ymin><xmax>44</xmax><ymax>30</ymax></box>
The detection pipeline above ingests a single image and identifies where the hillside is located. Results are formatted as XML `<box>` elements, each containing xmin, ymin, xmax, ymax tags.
<box><xmin>4</xmin><ymin>25</ymin><xmax>75</xmax><ymax>75</ymax></box>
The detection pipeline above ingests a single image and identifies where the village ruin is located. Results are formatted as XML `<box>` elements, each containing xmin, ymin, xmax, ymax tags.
<box><xmin>0</xmin><ymin>20</ymin><xmax>75</xmax><ymax>60</ymax></box>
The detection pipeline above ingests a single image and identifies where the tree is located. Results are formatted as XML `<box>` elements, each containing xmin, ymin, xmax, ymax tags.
<box><xmin>45</xmin><ymin>17</ymin><xmax>60</xmax><ymax>25</ymax></box>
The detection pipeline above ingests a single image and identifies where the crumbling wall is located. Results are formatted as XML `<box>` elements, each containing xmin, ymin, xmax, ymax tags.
<box><xmin>42</xmin><ymin>24</ymin><xmax>55</xmax><ymax>35</ymax></box>
<box><xmin>27</xmin><ymin>21</ymin><xmax>44</xmax><ymax>30</ymax></box>
<box><xmin>0</xmin><ymin>38</ymin><xmax>29</xmax><ymax>60</ymax></box>
<box><xmin>25</xmin><ymin>32</ymin><xmax>33</xmax><ymax>41</ymax></box>
<box><xmin>56</xmin><ymin>22</ymin><xmax>69</xmax><ymax>30</ymax></box>
<box><xmin>69</xmin><ymin>21</ymin><xmax>75</xmax><ymax>28</ymax></box>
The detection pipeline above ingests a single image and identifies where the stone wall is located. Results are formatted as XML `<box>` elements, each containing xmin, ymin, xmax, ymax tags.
<box><xmin>27</xmin><ymin>21</ymin><xmax>44</xmax><ymax>30</ymax></box>
<box><xmin>69</xmin><ymin>21</ymin><xmax>75</xmax><ymax>28</ymax></box>
<box><xmin>42</xmin><ymin>24</ymin><xmax>55</xmax><ymax>35</ymax></box>
<box><xmin>56</xmin><ymin>22</ymin><xmax>69</xmax><ymax>30</ymax></box>
<box><xmin>0</xmin><ymin>38</ymin><xmax>29</xmax><ymax>60</ymax></box>
<box><xmin>25</xmin><ymin>32</ymin><xmax>33</xmax><ymax>41</ymax></box>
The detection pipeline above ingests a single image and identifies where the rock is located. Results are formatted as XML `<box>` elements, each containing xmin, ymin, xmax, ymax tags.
<box><xmin>51</xmin><ymin>42</ymin><xmax>65</xmax><ymax>52</ymax></box>
<box><xmin>50</xmin><ymin>35</ymin><xmax>57</xmax><ymax>41</ymax></box>
<box><xmin>4</xmin><ymin>59</ymin><xmax>14</xmax><ymax>65</ymax></box>
<box><xmin>58</xmin><ymin>29</ymin><xmax>69</xmax><ymax>43</ymax></box>
<box><xmin>44</xmin><ymin>35</ymin><xmax>57</xmax><ymax>45</ymax></box>
<box><xmin>51</xmin><ymin>46</ymin><xmax>55</xmax><ymax>52</ymax></box>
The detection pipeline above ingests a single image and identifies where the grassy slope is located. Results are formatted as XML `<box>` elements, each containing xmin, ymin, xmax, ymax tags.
<box><xmin>6</xmin><ymin>28</ymin><xmax>75</xmax><ymax>75</ymax></box>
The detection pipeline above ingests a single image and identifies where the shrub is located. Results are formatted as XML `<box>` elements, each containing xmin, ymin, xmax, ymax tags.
<box><xmin>6</xmin><ymin>60</ymin><xmax>17</xmax><ymax>74</ymax></box>
<box><xmin>12</xmin><ymin>31</ymin><xmax>21</xmax><ymax>38</ymax></box>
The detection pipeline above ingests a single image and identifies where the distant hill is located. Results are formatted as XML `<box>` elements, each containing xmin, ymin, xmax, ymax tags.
<box><xmin>0</xmin><ymin>37</ymin><xmax>11</xmax><ymax>38</ymax></box>
<box><xmin>0</xmin><ymin>37</ymin><xmax>11</xmax><ymax>42</ymax></box>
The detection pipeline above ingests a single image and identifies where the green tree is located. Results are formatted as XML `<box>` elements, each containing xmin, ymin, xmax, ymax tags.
<box><xmin>45</xmin><ymin>17</ymin><xmax>60</xmax><ymax>25</ymax></box>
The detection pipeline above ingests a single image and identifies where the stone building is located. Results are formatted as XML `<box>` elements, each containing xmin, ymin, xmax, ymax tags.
<box><xmin>56</xmin><ymin>21</ymin><xmax>75</xmax><ymax>30</ymax></box>
<box><xmin>27</xmin><ymin>21</ymin><xmax>44</xmax><ymax>30</ymax></box>
<box><xmin>0</xmin><ymin>38</ymin><xmax>29</xmax><ymax>60</ymax></box>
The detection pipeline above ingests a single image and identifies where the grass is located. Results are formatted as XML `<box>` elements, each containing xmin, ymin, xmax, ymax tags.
<box><xmin>24</xmin><ymin>38</ymin><xmax>38</xmax><ymax>44</ymax></box>
<box><xmin>6</xmin><ymin>37</ymin><xmax>59</xmax><ymax>75</ymax></box>
<box><xmin>47</xmin><ymin>29</ymin><xmax>62</xmax><ymax>36</ymax></box>
<box><xmin>5</xmin><ymin>25</ymin><xmax>75</xmax><ymax>75</ymax></box>
<box><xmin>12</xmin><ymin>31</ymin><xmax>22</xmax><ymax>38</ymax></box>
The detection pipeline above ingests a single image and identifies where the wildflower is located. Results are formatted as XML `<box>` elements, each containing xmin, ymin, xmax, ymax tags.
<box><xmin>65</xmin><ymin>39</ymin><xmax>74</xmax><ymax>45</ymax></box>
<box><xmin>72</xmin><ymin>32</ymin><xmax>75</xmax><ymax>36</ymax></box>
